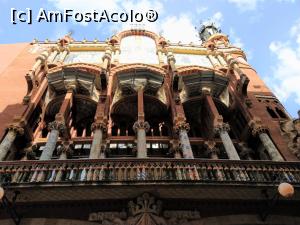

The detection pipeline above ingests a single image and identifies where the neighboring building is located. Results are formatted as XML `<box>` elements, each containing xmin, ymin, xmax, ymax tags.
<box><xmin>0</xmin><ymin>25</ymin><xmax>299</xmax><ymax>225</ymax></box>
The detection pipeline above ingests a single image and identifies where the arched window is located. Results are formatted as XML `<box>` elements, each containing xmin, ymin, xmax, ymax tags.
<box><xmin>119</xmin><ymin>35</ymin><xmax>158</xmax><ymax>64</ymax></box>
<box><xmin>266</xmin><ymin>106</ymin><xmax>278</xmax><ymax>118</ymax></box>
<box><xmin>275</xmin><ymin>107</ymin><xmax>287</xmax><ymax>118</ymax></box>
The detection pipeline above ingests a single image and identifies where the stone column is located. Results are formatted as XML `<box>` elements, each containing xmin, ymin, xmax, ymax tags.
<box><xmin>113</xmin><ymin>46</ymin><xmax>120</xmax><ymax>63</ymax></box>
<box><xmin>26</xmin><ymin>49</ymin><xmax>50</xmax><ymax>91</ymax></box>
<box><xmin>167</xmin><ymin>52</ymin><xmax>177</xmax><ymax>73</ymax></box>
<box><xmin>47</xmin><ymin>46</ymin><xmax>60</xmax><ymax>63</ymax></box>
<box><xmin>214</xmin><ymin>123</ymin><xmax>240</xmax><ymax>160</ymax></box>
<box><xmin>32</xmin><ymin>50</ymin><xmax>51</xmax><ymax>73</ymax></box>
<box><xmin>133</xmin><ymin>121</ymin><xmax>150</xmax><ymax>158</ymax></box>
<box><xmin>57</xmin><ymin>46</ymin><xmax>70</xmax><ymax>64</ymax></box>
<box><xmin>89</xmin><ymin>122</ymin><xmax>107</xmax><ymax>159</ymax></box>
<box><xmin>251</xmin><ymin>120</ymin><xmax>284</xmax><ymax>161</ymax></box>
<box><xmin>207</xmin><ymin>55</ymin><xmax>220</xmax><ymax>68</ymax></box>
<box><xmin>174</xmin><ymin>122</ymin><xmax>194</xmax><ymax>159</ymax></box>
<box><xmin>0</xmin><ymin>126</ymin><xmax>24</xmax><ymax>161</ymax></box>
<box><xmin>157</xmin><ymin>49</ymin><xmax>164</xmax><ymax>64</ymax></box>
<box><xmin>102</xmin><ymin>47</ymin><xmax>112</xmax><ymax>72</ymax></box>
<box><xmin>39</xmin><ymin>121</ymin><xmax>66</xmax><ymax>160</ymax></box>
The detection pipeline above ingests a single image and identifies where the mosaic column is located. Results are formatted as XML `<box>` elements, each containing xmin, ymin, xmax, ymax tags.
<box><xmin>214</xmin><ymin>123</ymin><xmax>240</xmax><ymax>160</ymax></box>
<box><xmin>133</xmin><ymin>121</ymin><xmax>150</xmax><ymax>158</ymax></box>
<box><xmin>89</xmin><ymin>122</ymin><xmax>107</xmax><ymax>159</ymax></box>
<box><xmin>39</xmin><ymin>121</ymin><xmax>66</xmax><ymax>160</ymax></box>
<box><xmin>174</xmin><ymin>121</ymin><xmax>194</xmax><ymax>159</ymax></box>
<box><xmin>0</xmin><ymin>126</ymin><xmax>24</xmax><ymax>161</ymax></box>
<box><xmin>251</xmin><ymin>123</ymin><xmax>284</xmax><ymax>161</ymax></box>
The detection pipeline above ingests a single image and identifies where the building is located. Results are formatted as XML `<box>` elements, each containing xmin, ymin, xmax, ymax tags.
<box><xmin>0</xmin><ymin>25</ymin><xmax>299</xmax><ymax>225</ymax></box>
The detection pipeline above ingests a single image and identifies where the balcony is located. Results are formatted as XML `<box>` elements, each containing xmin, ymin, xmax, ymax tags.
<box><xmin>1</xmin><ymin>158</ymin><xmax>299</xmax><ymax>185</ymax></box>
<box><xmin>0</xmin><ymin>159</ymin><xmax>299</xmax><ymax>203</ymax></box>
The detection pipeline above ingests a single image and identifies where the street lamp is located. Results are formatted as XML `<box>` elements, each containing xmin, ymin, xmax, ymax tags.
<box><xmin>260</xmin><ymin>182</ymin><xmax>295</xmax><ymax>221</ymax></box>
<box><xmin>0</xmin><ymin>186</ymin><xmax>21</xmax><ymax>225</ymax></box>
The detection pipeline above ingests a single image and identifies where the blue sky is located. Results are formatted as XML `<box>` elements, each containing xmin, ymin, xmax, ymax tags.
<box><xmin>0</xmin><ymin>0</ymin><xmax>300</xmax><ymax>118</ymax></box>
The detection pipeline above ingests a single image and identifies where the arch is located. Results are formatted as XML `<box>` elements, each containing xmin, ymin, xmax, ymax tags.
<box><xmin>110</xmin><ymin>94</ymin><xmax>171</xmax><ymax>137</ymax></box>
<box><xmin>110</xmin><ymin>29</ymin><xmax>163</xmax><ymax>48</ymax></box>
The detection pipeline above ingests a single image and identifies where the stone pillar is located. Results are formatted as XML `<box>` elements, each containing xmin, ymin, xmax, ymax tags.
<box><xmin>26</xmin><ymin>49</ymin><xmax>50</xmax><ymax>90</ymax></box>
<box><xmin>89</xmin><ymin>122</ymin><xmax>107</xmax><ymax>159</ymax></box>
<box><xmin>0</xmin><ymin>126</ymin><xmax>24</xmax><ymax>161</ymax></box>
<box><xmin>214</xmin><ymin>123</ymin><xmax>240</xmax><ymax>160</ymax></box>
<box><xmin>157</xmin><ymin>49</ymin><xmax>164</xmax><ymax>64</ymax></box>
<box><xmin>174</xmin><ymin>122</ymin><xmax>194</xmax><ymax>159</ymax></box>
<box><xmin>39</xmin><ymin>121</ymin><xmax>66</xmax><ymax>160</ymax></box>
<box><xmin>57</xmin><ymin>47</ymin><xmax>70</xmax><ymax>64</ymax></box>
<box><xmin>47</xmin><ymin>46</ymin><xmax>60</xmax><ymax>63</ymax></box>
<box><xmin>250</xmin><ymin>120</ymin><xmax>284</xmax><ymax>161</ymax></box>
<box><xmin>167</xmin><ymin>52</ymin><xmax>177</xmax><ymax>73</ymax></box>
<box><xmin>133</xmin><ymin>121</ymin><xmax>150</xmax><ymax>158</ymax></box>
<box><xmin>32</xmin><ymin>50</ymin><xmax>51</xmax><ymax>72</ymax></box>
<box><xmin>102</xmin><ymin>47</ymin><xmax>112</xmax><ymax>72</ymax></box>
<box><xmin>113</xmin><ymin>46</ymin><xmax>120</xmax><ymax>63</ymax></box>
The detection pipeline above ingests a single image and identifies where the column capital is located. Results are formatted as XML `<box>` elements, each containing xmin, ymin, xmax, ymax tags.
<box><xmin>167</xmin><ymin>52</ymin><xmax>176</xmax><ymax>64</ymax></box>
<box><xmin>91</xmin><ymin>121</ymin><xmax>107</xmax><ymax>132</ymax></box>
<box><xmin>7</xmin><ymin>124</ymin><xmax>24</xmax><ymax>136</ymax></box>
<box><xmin>59</xmin><ymin>46</ymin><xmax>70</xmax><ymax>53</ymax></box>
<box><xmin>174</xmin><ymin>121</ymin><xmax>190</xmax><ymax>133</ymax></box>
<box><xmin>249</xmin><ymin>119</ymin><xmax>268</xmax><ymax>136</ymax></box>
<box><xmin>213</xmin><ymin>123</ymin><xmax>230</xmax><ymax>135</ymax></box>
<box><xmin>133</xmin><ymin>121</ymin><xmax>150</xmax><ymax>133</ymax></box>
<box><xmin>48</xmin><ymin>120</ymin><xmax>66</xmax><ymax>133</ymax></box>
<box><xmin>102</xmin><ymin>48</ymin><xmax>112</xmax><ymax>61</ymax></box>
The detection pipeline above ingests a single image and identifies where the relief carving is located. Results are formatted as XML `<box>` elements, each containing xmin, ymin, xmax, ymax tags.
<box><xmin>280</xmin><ymin>116</ymin><xmax>300</xmax><ymax>159</ymax></box>
<box><xmin>88</xmin><ymin>193</ymin><xmax>202</xmax><ymax>225</ymax></box>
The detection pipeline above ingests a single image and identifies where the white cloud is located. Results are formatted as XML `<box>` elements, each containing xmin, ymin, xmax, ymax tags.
<box><xmin>211</xmin><ymin>12</ymin><xmax>223</xmax><ymax>27</ymax></box>
<box><xmin>227</xmin><ymin>0</ymin><xmax>296</xmax><ymax>11</ymax></box>
<box><xmin>227</xmin><ymin>0</ymin><xmax>263</xmax><ymax>11</ymax></box>
<box><xmin>269</xmin><ymin>19</ymin><xmax>300</xmax><ymax>106</ymax></box>
<box><xmin>160</xmin><ymin>14</ymin><xmax>200</xmax><ymax>44</ymax></box>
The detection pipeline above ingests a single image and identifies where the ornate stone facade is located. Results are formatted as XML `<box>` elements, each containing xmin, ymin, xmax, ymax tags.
<box><xmin>0</xmin><ymin>26</ymin><xmax>299</xmax><ymax>225</ymax></box>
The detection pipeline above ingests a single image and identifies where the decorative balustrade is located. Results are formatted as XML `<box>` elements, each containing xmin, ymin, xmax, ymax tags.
<box><xmin>0</xmin><ymin>159</ymin><xmax>300</xmax><ymax>186</ymax></box>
